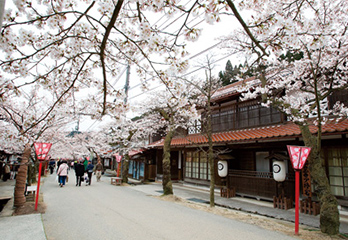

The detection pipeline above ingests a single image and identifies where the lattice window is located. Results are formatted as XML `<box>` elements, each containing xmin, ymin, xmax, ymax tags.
<box><xmin>185</xmin><ymin>151</ymin><xmax>210</xmax><ymax>180</ymax></box>
<box><xmin>328</xmin><ymin>148</ymin><xmax>348</xmax><ymax>197</ymax></box>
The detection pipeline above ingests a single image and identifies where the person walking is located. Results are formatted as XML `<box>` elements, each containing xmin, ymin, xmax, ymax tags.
<box><xmin>83</xmin><ymin>158</ymin><xmax>88</xmax><ymax>172</ymax></box>
<box><xmin>74</xmin><ymin>161</ymin><xmax>84</xmax><ymax>186</ymax></box>
<box><xmin>95</xmin><ymin>160</ymin><xmax>104</xmax><ymax>182</ymax></box>
<box><xmin>49</xmin><ymin>159</ymin><xmax>55</xmax><ymax>174</ymax></box>
<box><xmin>86</xmin><ymin>161</ymin><xmax>94</xmax><ymax>186</ymax></box>
<box><xmin>2</xmin><ymin>163</ymin><xmax>10</xmax><ymax>181</ymax></box>
<box><xmin>56</xmin><ymin>158</ymin><xmax>62</xmax><ymax>173</ymax></box>
<box><xmin>57</xmin><ymin>160</ymin><xmax>69</xmax><ymax>187</ymax></box>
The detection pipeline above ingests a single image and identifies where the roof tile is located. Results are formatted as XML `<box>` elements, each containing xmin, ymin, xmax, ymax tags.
<box><xmin>149</xmin><ymin>119</ymin><xmax>348</xmax><ymax>147</ymax></box>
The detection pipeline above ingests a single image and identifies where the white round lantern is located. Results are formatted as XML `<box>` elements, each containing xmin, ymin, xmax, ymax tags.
<box><xmin>273</xmin><ymin>160</ymin><xmax>286</xmax><ymax>182</ymax></box>
<box><xmin>218</xmin><ymin>160</ymin><xmax>228</xmax><ymax>177</ymax></box>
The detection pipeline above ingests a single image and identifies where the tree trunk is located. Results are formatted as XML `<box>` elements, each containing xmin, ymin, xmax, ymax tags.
<box><xmin>14</xmin><ymin>143</ymin><xmax>31</xmax><ymax>208</ymax></box>
<box><xmin>162</xmin><ymin>130</ymin><xmax>174</xmax><ymax>195</ymax></box>
<box><xmin>27</xmin><ymin>162</ymin><xmax>36</xmax><ymax>186</ymax></box>
<box><xmin>122</xmin><ymin>154</ymin><xmax>130</xmax><ymax>183</ymax></box>
<box><xmin>300</xmin><ymin>125</ymin><xmax>339</xmax><ymax>235</ymax></box>
<box><xmin>121</xmin><ymin>131</ymin><xmax>135</xmax><ymax>183</ymax></box>
<box><xmin>206</xmin><ymin>100</ymin><xmax>215</xmax><ymax>207</ymax></box>
<box><xmin>208</xmin><ymin>140</ymin><xmax>215</xmax><ymax>207</ymax></box>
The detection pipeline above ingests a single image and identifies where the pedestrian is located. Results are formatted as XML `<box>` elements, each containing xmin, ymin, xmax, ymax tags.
<box><xmin>0</xmin><ymin>161</ymin><xmax>3</xmax><ymax>180</ymax></box>
<box><xmin>95</xmin><ymin>160</ymin><xmax>104</xmax><ymax>182</ymax></box>
<box><xmin>9</xmin><ymin>163</ymin><xmax>15</xmax><ymax>180</ymax></box>
<box><xmin>86</xmin><ymin>161</ymin><xmax>94</xmax><ymax>186</ymax></box>
<box><xmin>56</xmin><ymin>158</ymin><xmax>62</xmax><ymax>173</ymax></box>
<box><xmin>49</xmin><ymin>159</ymin><xmax>55</xmax><ymax>174</ymax></box>
<box><xmin>2</xmin><ymin>163</ymin><xmax>10</xmax><ymax>181</ymax></box>
<box><xmin>74</xmin><ymin>161</ymin><xmax>84</xmax><ymax>186</ymax></box>
<box><xmin>83</xmin><ymin>158</ymin><xmax>88</xmax><ymax>172</ymax></box>
<box><xmin>57</xmin><ymin>160</ymin><xmax>69</xmax><ymax>187</ymax></box>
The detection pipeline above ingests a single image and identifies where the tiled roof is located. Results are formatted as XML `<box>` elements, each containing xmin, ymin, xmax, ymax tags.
<box><xmin>149</xmin><ymin>119</ymin><xmax>348</xmax><ymax>147</ymax></box>
<box><xmin>129</xmin><ymin>149</ymin><xmax>144</xmax><ymax>157</ymax></box>
<box><xmin>211</xmin><ymin>77</ymin><xmax>257</xmax><ymax>101</ymax></box>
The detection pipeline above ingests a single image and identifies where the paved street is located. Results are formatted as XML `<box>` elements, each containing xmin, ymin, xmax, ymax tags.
<box><xmin>40</xmin><ymin>171</ymin><xmax>298</xmax><ymax>240</ymax></box>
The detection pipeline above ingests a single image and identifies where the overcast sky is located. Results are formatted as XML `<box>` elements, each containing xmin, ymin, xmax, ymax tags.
<box><xmin>2</xmin><ymin>1</ymin><xmax>241</xmax><ymax>132</ymax></box>
<box><xmin>77</xmin><ymin>11</ymin><xmax>242</xmax><ymax>132</ymax></box>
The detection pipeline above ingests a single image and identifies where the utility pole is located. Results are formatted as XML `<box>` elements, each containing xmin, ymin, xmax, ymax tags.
<box><xmin>124</xmin><ymin>63</ymin><xmax>130</xmax><ymax>104</ymax></box>
<box><xmin>0</xmin><ymin>0</ymin><xmax>6</xmax><ymax>30</ymax></box>
<box><xmin>75</xmin><ymin>118</ymin><xmax>80</xmax><ymax>131</ymax></box>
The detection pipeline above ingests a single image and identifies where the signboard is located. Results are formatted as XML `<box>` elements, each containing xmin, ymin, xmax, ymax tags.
<box><xmin>287</xmin><ymin>145</ymin><xmax>311</xmax><ymax>170</ymax></box>
<box><xmin>34</xmin><ymin>142</ymin><xmax>52</xmax><ymax>161</ymax></box>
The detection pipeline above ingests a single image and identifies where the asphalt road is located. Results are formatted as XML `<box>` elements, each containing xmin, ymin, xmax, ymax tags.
<box><xmin>41</xmin><ymin>171</ymin><xmax>298</xmax><ymax>240</ymax></box>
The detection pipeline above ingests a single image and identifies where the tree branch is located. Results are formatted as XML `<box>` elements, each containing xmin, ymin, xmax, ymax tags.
<box><xmin>225</xmin><ymin>0</ymin><xmax>269</xmax><ymax>57</ymax></box>
<box><xmin>100</xmin><ymin>0</ymin><xmax>124</xmax><ymax>115</ymax></box>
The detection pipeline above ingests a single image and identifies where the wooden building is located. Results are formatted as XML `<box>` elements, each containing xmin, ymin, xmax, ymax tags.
<box><xmin>148</xmin><ymin>80</ymin><xmax>348</xmax><ymax>207</ymax></box>
<box><xmin>127</xmin><ymin>149</ymin><xmax>157</xmax><ymax>182</ymax></box>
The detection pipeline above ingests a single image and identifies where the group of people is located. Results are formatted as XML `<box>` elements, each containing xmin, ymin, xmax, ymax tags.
<box><xmin>0</xmin><ymin>161</ymin><xmax>18</xmax><ymax>181</ymax></box>
<box><xmin>56</xmin><ymin>158</ymin><xmax>104</xmax><ymax>187</ymax></box>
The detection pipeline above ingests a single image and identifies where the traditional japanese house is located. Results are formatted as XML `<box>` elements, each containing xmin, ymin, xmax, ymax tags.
<box><xmin>98</xmin><ymin>150</ymin><xmax>114</xmax><ymax>171</ymax></box>
<box><xmin>149</xmin><ymin>79</ymin><xmax>348</xmax><ymax>207</ymax></box>
<box><xmin>126</xmin><ymin>149</ymin><xmax>157</xmax><ymax>182</ymax></box>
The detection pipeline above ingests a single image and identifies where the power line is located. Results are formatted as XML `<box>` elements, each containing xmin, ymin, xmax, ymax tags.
<box><xmin>85</xmin><ymin>2</ymin><xmax>228</xmax><ymax>130</ymax></box>
<box><xmin>128</xmin><ymin>51</ymin><xmax>236</xmax><ymax>100</ymax></box>
<box><xmin>128</xmin><ymin>39</ymin><xmax>225</xmax><ymax>92</ymax></box>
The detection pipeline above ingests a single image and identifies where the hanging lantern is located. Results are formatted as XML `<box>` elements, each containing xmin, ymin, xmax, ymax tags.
<box><xmin>218</xmin><ymin>160</ymin><xmax>228</xmax><ymax>177</ymax></box>
<box><xmin>273</xmin><ymin>160</ymin><xmax>286</xmax><ymax>182</ymax></box>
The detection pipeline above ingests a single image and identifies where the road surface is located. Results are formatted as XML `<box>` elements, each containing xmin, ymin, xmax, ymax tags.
<box><xmin>41</xmin><ymin>171</ymin><xmax>298</xmax><ymax>240</ymax></box>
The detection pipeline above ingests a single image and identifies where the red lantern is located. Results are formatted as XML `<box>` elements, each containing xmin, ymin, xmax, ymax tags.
<box><xmin>287</xmin><ymin>145</ymin><xmax>311</xmax><ymax>235</ymax></box>
<box><xmin>287</xmin><ymin>145</ymin><xmax>311</xmax><ymax>170</ymax></box>
<box><xmin>33</xmin><ymin>142</ymin><xmax>52</xmax><ymax>211</ymax></box>
<box><xmin>34</xmin><ymin>142</ymin><xmax>52</xmax><ymax>161</ymax></box>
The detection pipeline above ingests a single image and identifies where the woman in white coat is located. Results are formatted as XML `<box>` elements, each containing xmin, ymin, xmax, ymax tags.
<box><xmin>57</xmin><ymin>160</ymin><xmax>69</xmax><ymax>187</ymax></box>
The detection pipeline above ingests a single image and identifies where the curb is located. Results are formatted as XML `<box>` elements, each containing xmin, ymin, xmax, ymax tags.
<box><xmin>0</xmin><ymin>198</ymin><xmax>14</xmax><ymax>217</ymax></box>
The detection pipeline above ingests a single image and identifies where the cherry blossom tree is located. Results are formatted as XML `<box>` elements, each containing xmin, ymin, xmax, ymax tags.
<box><xmin>0</xmin><ymin>0</ymin><xmax>218</xmax><ymax>175</ymax></box>
<box><xmin>0</xmin><ymin>0</ymin><xmax>210</xmax><ymax>118</ymax></box>
<box><xmin>0</xmin><ymin>90</ymin><xmax>74</xmax><ymax>207</ymax></box>
<box><xmin>0</xmin><ymin>0</ymin><xmax>224</xmax><ymax>189</ymax></box>
<box><xmin>217</xmin><ymin>0</ymin><xmax>348</xmax><ymax>235</ymax></box>
<box><xmin>138</xmin><ymin>78</ymin><xmax>200</xmax><ymax>195</ymax></box>
<box><xmin>101</xmin><ymin>116</ymin><xmax>149</xmax><ymax>183</ymax></box>
<box><xmin>184</xmin><ymin>55</ymin><xmax>223</xmax><ymax>207</ymax></box>
<box><xmin>48</xmin><ymin>130</ymin><xmax>90</xmax><ymax>160</ymax></box>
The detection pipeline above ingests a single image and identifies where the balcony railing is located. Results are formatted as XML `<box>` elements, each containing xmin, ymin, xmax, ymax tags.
<box><xmin>227</xmin><ymin>169</ymin><xmax>295</xmax><ymax>200</ymax></box>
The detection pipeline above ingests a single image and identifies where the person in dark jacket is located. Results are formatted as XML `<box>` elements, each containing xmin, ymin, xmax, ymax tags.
<box><xmin>2</xmin><ymin>163</ymin><xmax>10</xmax><ymax>181</ymax></box>
<box><xmin>49</xmin><ymin>159</ymin><xmax>56</xmax><ymax>174</ymax></box>
<box><xmin>74</xmin><ymin>161</ymin><xmax>85</xmax><ymax>187</ymax></box>
<box><xmin>86</xmin><ymin>161</ymin><xmax>94</xmax><ymax>186</ymax></box>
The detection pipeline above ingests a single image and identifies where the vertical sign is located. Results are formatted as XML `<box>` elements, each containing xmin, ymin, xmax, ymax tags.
<box><xmin>115</xmin><ymin>154</ymin><xmax>122</xmax><ymax>178</ymax></box>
